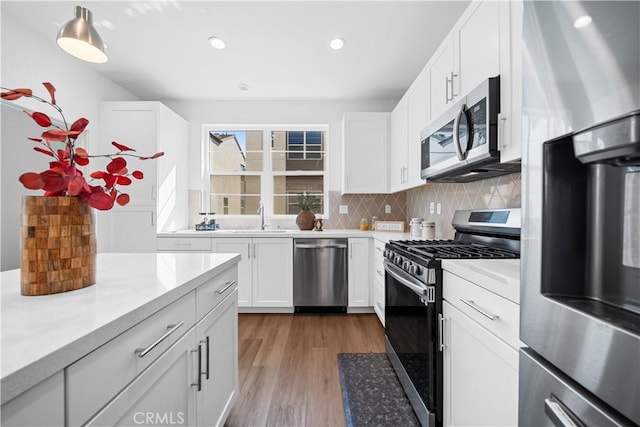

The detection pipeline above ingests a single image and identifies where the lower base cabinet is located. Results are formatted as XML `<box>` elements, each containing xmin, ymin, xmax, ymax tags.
<box><xmin>443</xmin><ymin>300</ymin><xmax>519</xmax><ymax>427</ymax></box>
<box><xmin>1</xmin><ymin>372</ymin><xmax>64</xmax><ymax>427</ymax></box>
<box><xmin>85</xmin><ymin>328</ymin><xmax>198</xmax><ymax>426</ymax></box>
<box><xmin>85</xmin><ymin>290</ymin><xmax>238</xmax><ymax>427</ymax></box>
<box><xmin>196</xmin><ymin>290</ymin><xmax>239</xmax><ymax>426</ymax></box>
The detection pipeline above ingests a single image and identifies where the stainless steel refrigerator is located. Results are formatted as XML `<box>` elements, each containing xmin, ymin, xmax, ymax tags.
<box><xmin>520</xmin><ymin>1</ymin><xmax>640</xmax><ymax>425</ymax></box>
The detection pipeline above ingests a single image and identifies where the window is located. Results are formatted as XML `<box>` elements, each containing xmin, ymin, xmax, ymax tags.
<box><xmin>205</xmin><ymin>127</ymin><xmax>326</xmax><ymax>216</ymax></box>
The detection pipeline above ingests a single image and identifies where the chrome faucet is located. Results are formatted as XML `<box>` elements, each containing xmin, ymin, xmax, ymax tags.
<box><xmin>257</xmin><ymin>201</ymin><xmax>265</xmax><ymax>230</ymax></box>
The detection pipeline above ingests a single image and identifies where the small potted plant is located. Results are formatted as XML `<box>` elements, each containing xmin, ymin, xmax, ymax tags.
<box><xmin>295</xmin><ymin>192</ymin><xmax>319</xmax><ymax>230</ymax></box>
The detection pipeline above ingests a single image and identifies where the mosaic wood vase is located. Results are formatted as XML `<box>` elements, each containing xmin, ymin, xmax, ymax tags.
<box><xmin>20</xmin><ymin>196</ymin><xmax>97</xmax><ymax>296</ymax></box>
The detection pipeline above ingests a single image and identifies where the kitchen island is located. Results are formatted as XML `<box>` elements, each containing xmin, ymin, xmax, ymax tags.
<box><xmin>1</xmin><ymin>252</ymin><xmax>241</xmax><ymax>426</ymax></box>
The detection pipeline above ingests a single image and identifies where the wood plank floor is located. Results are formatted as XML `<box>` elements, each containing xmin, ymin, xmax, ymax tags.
<box><xmin>224</xmin><ymin>313</ymin><xmax>385</xmax><ymax>427</ymax></box>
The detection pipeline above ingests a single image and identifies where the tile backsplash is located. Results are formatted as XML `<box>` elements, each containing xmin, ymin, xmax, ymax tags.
<box><xmin>187</xmin><ymin>190</ymin><xmax>406</xmax><ymax>230</ymax></box>
<box><xmin>406</xmin><ymin>173</ymin><xmax>521</xmax><ymax>239</ymax></box>
<box><xmin>323</xmin><ymin>191</ymin><xmax>406</xmax><ymax>229</ymax></box>
<box><xmin>186</xmin><ymin>174</ymin><xmax>519</xmax><ymax>234</ymax></box>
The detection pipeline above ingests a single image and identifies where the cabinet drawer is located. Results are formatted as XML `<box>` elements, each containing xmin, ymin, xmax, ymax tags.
<box><xmin>443</xmin><ymin>271</ymin><xmax>520</xmax><ymax>349</ymax></box>
<box><xmin>66</xmin><ymin>291</ymin><xmax>196</xmax><ymax>426</ymax></box>
<box><xmin>373</xmin><ymin>238</ymin><xmax>386</xmax><ymax>257</ymax></box>
<box><xmin>196</xmin><ymin>266</ymin><xmax>238</xmax><ymax>319</ymax></box>
<box><xmin>157</xmin><ymin>237</ymin><xmax>212</xmax><ymax>252</ymax></box>
<box><xmin>373</xmin><ymin>278</ymin><xmax>385</xmax><ymax>326</ymax></box>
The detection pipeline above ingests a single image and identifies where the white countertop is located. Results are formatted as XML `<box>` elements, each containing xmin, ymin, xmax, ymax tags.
<box><xmin>442</xmin><ymin>259</ymin><xmax>521</xmax><ymax>304</ymax></box>
<box><xmin>159</xmin><ymin>228</ymin><xmax>374</xmax><ymax>238</ymax></box>
<box><xmin>159</xmin><ymin>229</ymin><xmax>410</xmax><ymax>240</ymax></box>
<box><xmin>0</xmin><ymin>252</ymin><xmax>240</xmax><ymax>404</ymax></box>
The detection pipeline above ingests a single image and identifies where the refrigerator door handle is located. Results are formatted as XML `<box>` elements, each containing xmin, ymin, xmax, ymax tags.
<box><xmin>544</xmin><ymin>395</ymin><xmax>585</xmax><ymax>427</ymax></box>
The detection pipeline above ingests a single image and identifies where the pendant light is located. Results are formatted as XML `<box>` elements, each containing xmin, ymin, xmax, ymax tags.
<box><xmin>56</xmin><ymin>5</ymin><xmax>107</xmax><ymax>63</ymax></box>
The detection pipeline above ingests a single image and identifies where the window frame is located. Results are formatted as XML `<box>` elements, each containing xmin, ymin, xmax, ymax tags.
<box><xmin>201</xmin><ymin>124</ymin><xmax>328</xmax><ymax>219</ymax></box>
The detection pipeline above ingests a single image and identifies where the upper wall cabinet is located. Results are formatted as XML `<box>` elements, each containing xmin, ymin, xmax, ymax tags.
<box><xmin>342</xmin><ymin>112</ymin><xmax>390</xmax><ymax>194</ymax></box>
<box><xmin>427</xmin><ymin>0</ymin><xmax>522</xmax><ymax>163</ymax></box>
<box><xmin>389</xmin><ymin>67</ymin><xmax>429</xmax><ymax>193</ymax></box>
<box><xmin>405</xmin><ymin>68</ymin><xmax>429</xmax><ymax>189</ymax></box>
<box><xmin>428</xmin><ymin>1</ymin><xmax>501</xmax><ymax>121</ymax></box>
<box><xmin>97</xmin><ymin>102</ymin><xmax>189</xmax><ymax>252</ymax></box>
<box><xmin>389</xmin><ymin>93</ymin><xmax>408</xmax><ymax>193</ymax></box>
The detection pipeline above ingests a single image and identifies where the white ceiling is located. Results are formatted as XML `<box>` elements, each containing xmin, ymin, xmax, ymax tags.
<box><xmin>3</xmin><ymin>1</ymin><xmax>470</xmax><ymax>102</ymax></box>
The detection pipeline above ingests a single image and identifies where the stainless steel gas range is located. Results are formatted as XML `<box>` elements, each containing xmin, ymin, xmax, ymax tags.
<box><xmin>383</xmin><ymin>208</ymin><xmax>521</xmax><ymax>427</ymax></box>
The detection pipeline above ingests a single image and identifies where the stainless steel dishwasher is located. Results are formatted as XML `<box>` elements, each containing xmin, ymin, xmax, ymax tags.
<box><xmin>293</xmin><ymin>238</ymin><xmax>348</xmax><ymax>312</ymax></box>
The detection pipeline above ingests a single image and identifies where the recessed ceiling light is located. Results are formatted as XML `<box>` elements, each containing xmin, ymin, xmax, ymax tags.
<box><xmin>208</xmin><ymin>36</ymin><xmax>226</xmax><ymax>49</ymax></box>
<box><xmin>330</xmin><ymin>38</ymin><xmax>345</xmax><ymax>50</ymax></box>
<box><xmin>573</xmin><ymin>15</ymin><xmax>592</xmax><ymax>29</ymax></box>
<box><xmin>237</xmin><ymin>83</ymin><xmax>249</xmax><ymax>91</ymax></box>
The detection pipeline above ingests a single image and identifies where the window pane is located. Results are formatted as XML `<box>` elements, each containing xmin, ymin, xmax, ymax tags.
<box><xmin>306</xmin><ymin>131</ymin><xmax>322</xmax><ymax>144</ymax></box>
<box><xmin>272</xmin><ymin>130</ymin><xmax>325</xmax><ymax>171</ymax></box>
<box><xmin>273</xmin><ymin>176</ymin><xmax>324</xmax><ymax>215</ymax></box>
<box><xmin>209</xmin><ymin>130</ymin><xmax>263</xmax><ymax>172</ymax></box>
<box><xmin>209</xmin><ymin>175</ymin><xmax>260</xmax><ymax>215</ymax></box>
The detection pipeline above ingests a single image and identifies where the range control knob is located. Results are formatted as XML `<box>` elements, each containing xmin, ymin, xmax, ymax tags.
<box><xmin>408</xmin><ymin>264</ymin><xmax>422</xmax><ymax>275</ymax></box>
<box><xmin>394</xmin><ymin>255</ymin><xmax>402</xmax><ymax>265</ymax></box>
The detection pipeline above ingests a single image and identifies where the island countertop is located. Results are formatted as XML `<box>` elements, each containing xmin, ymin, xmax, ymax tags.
<box><xmin>0</xmin><ymin>252</ymin><xmax>240</xmax><ymax>405</ymax></box>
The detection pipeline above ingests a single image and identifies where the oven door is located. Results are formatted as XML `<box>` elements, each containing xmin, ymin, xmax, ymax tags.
<box><xmin>385</xmin><ymin>260</ymin><xmax>438</xmax><ymax>426</ymax></box>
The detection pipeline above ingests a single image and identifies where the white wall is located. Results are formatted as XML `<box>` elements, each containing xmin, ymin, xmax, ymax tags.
<box><xmin>164</xmin><ymin>99</ymin><xmax>396</xmax><ymax>195</ymax></box>
<box><xmin>1</xmin><ymin>12</ymin><xmax>138</xmax><ymax>270</ymax></box>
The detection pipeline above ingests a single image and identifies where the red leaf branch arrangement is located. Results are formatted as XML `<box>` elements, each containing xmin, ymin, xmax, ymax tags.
<box><xmin>1</xmin><ymin>82</ymin><xmax>164</xmax><ymax>210</ymax></box>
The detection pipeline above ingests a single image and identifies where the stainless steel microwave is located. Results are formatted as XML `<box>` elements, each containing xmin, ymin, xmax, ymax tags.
<box><xmin>420</xmin><ymin>76</ymin><xmax>519</xmax><ymax>182</ymax></box>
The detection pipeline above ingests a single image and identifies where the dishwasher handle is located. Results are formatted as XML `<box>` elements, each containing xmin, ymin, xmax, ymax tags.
<box><xmin>295</xmin><ymin>244</ymin><xmax>348</xmax><ymax>249</ymax></box>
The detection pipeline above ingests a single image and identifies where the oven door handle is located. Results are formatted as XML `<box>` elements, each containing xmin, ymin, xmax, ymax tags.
<box><xmin>544</xmin><ymin>395</ymin><xmax>585</xmax><ymax>427</ymax></box>
<box><xmin>384</xmin><ymin>261</ymin><xmax>427</xmax><ymax>297</ymax></box>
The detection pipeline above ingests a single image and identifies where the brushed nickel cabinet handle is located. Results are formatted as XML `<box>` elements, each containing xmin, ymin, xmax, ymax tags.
<box><xmin>191</xmin><ymin>343</ymin><xmax>202</xmax><ymax>391</ymax></box>
<box><xmin>459</xmin><ymin>299</ymin><xmax>498</xmax><ymax>321</ymax></box>
<box><xmin>203</xmin><ymin>336</ymin><xmax>210</xmax><ymax>380</ymax></box>
<box><xmin>134</xmin><ymin>321</ymin><xmax>184</xmax><ymax>358</ymax></box>
<box><xmin>215</xmin><ymin>280</ymin><xmax>236</xmax><ymax>295</ymax></box>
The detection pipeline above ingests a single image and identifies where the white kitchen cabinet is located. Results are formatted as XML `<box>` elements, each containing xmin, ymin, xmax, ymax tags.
<box><xmin>65</xmin><ymin>265</ymin><xmax>238</xmax><ymax>427</ymax></box>
<box><xmin>252</xmin><ymin>238</ymin><xmax>293</xmax><ymax>307</ymax></box>
<box><xmin>84</xmin><ymin>327</ymin><xmax>197</xmax><ymax>427</ymax></box>
<box><xmin>157</xmin><ymin>236</ymin><xmax>213</xmax><ymax>252</ymax></box>
<box><xmin>372</xmin><ymin>238</ymin><xmax>386</xmax><ymax>325</ymax></box>
<box><xmin>341</xmin><ymin>112</ymin><xmax>390</xmax><ymax>194</ymax></box>
<box><xmin>426</xmin><ymin>0</ymin><xmax>521</xmax><ymax>163</ymax></box>
<box><xmin>389</xmin><ymin>66</ymin><xmax>429</xmax><ymax>193</ymax></box>
<box><xmin>454</xmin><ymin>0</ymin><xmax>501</xmax><ymax>99</ymax></box>
<box><xmin>213</xmin><ymin>237</ymin><xmax>293</xmax><ymax>308</ymax></box>
<box><xmin>442</xmin><ymin>301</ymin><xmax>519</xmax><ymax>427</ymax></box>
<box><xmin>498</xmin><ymin>0</ymin><xmax>523</xmax><ymax>163</ymax></box>
<box><xmin>97</xmin><ymin>101</ymin><xmax>188</xmax><ymax>252</ymax></box>
<box><xmin>348</xmin><ymin>238</ymin><xmax>371</xmax><ymax>307</ymax></box>
<box><xmin>211</xmin><ymin>238</ymin><xmax>252</xmax><ymax>307</ymax></box>
<box><xmin>442</xmin><ymin>264</ymin><xmax>521</xmax><ymax>427</ymax></box>
<box><xmin>428</xmin><ymin>1</ymin><xmax>501</xmax><ymax>121</ymax></box>
<box><xmin>428</xmin><ymin>34</ymin><xmax>456</xmax><ymax>122</ymax></box>
<box><xmin>0</xmin><ymin>372</ymin><xmax>64</xmax><ymax>427</ymax></box>
<box><xmin>405</xmin><ymin>67</ymin><xmax>429</xmax><ymax>189</ymax></box>
<box><xmin>389</xmin><ymin>94</ymin><xmax>409</xmax><ymax>193</ymax></box>
<box><xmin>196</xmin><ymin>290</ymin><xmax>239</xmax><ymax>427</ymax></box>
<box><xmin>66</xmin><ymin>292</ymin><xmax>197</xmax><ymax>426</ymax></box>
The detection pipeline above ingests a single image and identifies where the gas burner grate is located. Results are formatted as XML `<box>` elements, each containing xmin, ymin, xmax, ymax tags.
<box><xmin>410</xmin><ymin>245</ymin><xmax>519</xmax><ymax>260</ymax></box>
